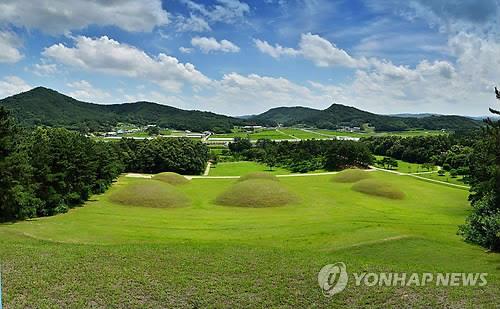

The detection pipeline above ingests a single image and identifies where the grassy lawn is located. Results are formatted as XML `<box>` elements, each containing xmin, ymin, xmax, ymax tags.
<box><xmin>417</xmin><ymin>171</ymin><xmax>468</xmax><ymax>186</ymax></box>
<box><xmin>278</xmin><ymin>128</ymin><xmax>328</xmax><ymax>139</ymax></box>
<box><xmin>374</xmin><ymin>155</ymin><xmax>437</xmax><ymax>173</ymax></box>
<box><xmin>208</xmin><ymin>161</ymin><xmax>290</xmax><ymax>176</ymax></box>
<box><xmin>0</xmin><ymin>172</ymin><xmax>497</xmax><ymax>307</ymax></box>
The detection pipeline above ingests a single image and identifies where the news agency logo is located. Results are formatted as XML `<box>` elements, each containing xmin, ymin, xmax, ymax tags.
<box><xmin>318</xmin><ymin>262</ymin><xmax>488</xmax><ymax>297</ymax></box>
<box><xmin>318</xmin><ymin>262</ymin><xmax>349</xmax><ymax>297</ymax></box>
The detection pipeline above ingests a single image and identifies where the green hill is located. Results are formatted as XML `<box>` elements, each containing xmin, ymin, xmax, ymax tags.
<box><xmin>0</xmin><ymin>87</ymin><xmax>255</xmax><ymax>133</ymax></box>
<box><xmin>0</xmin><ymin>87</ymin><xmax>480</xmax><ymax>133</ymax></box>
<box><xmin>251</xmin><ymin>103</ymin><xmax>480</xmax><ymax>131</ymax></box>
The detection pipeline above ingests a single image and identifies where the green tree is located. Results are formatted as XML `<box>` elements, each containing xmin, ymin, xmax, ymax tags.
<box><xmin>459</xmin><ymin>88</ymin><xmax>500</xmax><ymax>251</ymax></box>
<box><xmin>0</xmin><ymin>107</ymin><xmax>40</xmax><ymax>221</ymax></box>
<box><xmin>146</xmin><ymin>126</ymin><xmax>160</xmax><ymax>136</ymax></box>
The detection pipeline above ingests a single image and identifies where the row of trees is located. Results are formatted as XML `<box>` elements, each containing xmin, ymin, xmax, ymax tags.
<box><xmin>0</xmin><ymin>107</ymin><xmax>209</xmax><ymax>221</ymax></box>
<box><xmin>229</xmin><ymin>138</ymin><xmax>374</xmax><ymax>173</ymax></box>
<box><xmin>116</xmin><ymin>138</ymin><xmax>209</xmax><ymax>175</ymax></box>
<box><xmin>362</xmin><ymin>135</ymin><xmax>452</xmax><ymax>164</ymax></box>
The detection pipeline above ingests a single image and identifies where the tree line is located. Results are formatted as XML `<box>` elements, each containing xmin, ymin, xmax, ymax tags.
<box><xmin>0</xmin><ymin>107</ymin><xmax>209</xmax><ymax>222</ymax></box>
<box><xmin>228</xmin><ymin>138</ymin><xmax>374</xmax><ymax>173</ymax></box>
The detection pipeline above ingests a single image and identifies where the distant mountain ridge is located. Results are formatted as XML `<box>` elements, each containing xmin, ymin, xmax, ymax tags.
<box><xmin>0</xmin><ymin>87</ymin><xmax>481</xmax><ymax>132</ymax></box>
<box><xmin>250</xmin><ymin>104</ymin><xmax>481</xmax><ymax>131</ymax></box>
<box><xmin>0</xmin><ymin>87</ymin><xmax>259</xmax><ymax>133</ymax></box>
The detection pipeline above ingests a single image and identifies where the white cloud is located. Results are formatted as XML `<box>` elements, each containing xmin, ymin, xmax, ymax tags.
<box><xmin>0</xmin><ymin>31</ymin><xmax>23</xmax><ymax>63</ymax></box>
<box><xmin>43</xmin><ymin>36</ymin><xmax>210</xmax><ymax>92</ymax></box>
<box><xmin>182</xmin><ymin>0</ymin><xmax>250</xmax><ymax>24</ymax></box>
<box><xmin>0</xmin><ymin>76</ymin><xmax>31</xmax><ymax>98</ymax></box>
<box><xmin>67</xmin><ymin>80</ymin><xmax>111</xmax><ymax>102</ymax></box>
<box><xmin>191</xmin><ymin>36</ymin><xmax>240</xmax><ymax>53</ymax></box>
<box><xmin>254</xmin><ymin>39</ymin><xmax>300</xmax><ymax>58</ymax></box>
<box><xmin>32</xmin><ymin>61</ymin><xmax>58</xmax><ymax>76</ymax></box>
<box><xmin>0</xmin><ymin>0</ymin><xmax>169</xmax><ymax>34</ymax></box>
<box><xmin>299</xmin><ymin>33</ymin><xmax>366</xmax><ymax>68</ymax></box>
<box><xmin>175</xmin><ymin>14</ymin><xmax>211</xmax><ymax>32</ymax></box>
<box><xmin>202</xmin><ymin>73</ymin><xmax>333</xmax><ymax>115</ymax></box>
<box><xmin>179</xmin><ymin>47</ymin><xmax>194</xmax><ymax>54</ymax></box>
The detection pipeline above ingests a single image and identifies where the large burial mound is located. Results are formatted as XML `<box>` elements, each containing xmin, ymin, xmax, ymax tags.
<box><xmin>331</xmin><ymin>169</ymin><xmax>372</xmax><ymax>183</ymax></box>
<box><xmin>351</xmin><ymin>179</ymin><xmax>405</xmax><ymax>200</ymax></box>
<box><xmin>238</xmin><ymin>172</ymin><xmax>278</xmax><ymax>182</ymax></box>
<box><xmin>216</xmin><ymin>179</ymin><xmax>297</xmax><ymax>208</ymax></box>
<box><xmin>110</xmin><ymin>180</ymin><xmax>190</xmax><ymax>208</ymax></box>
<box><xmin>152</xmin><ymin>172</ymin><xmax>190</xmax><ymax>185</ymax></box>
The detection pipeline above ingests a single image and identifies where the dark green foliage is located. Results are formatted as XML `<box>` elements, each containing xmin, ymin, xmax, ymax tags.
<box><xmin>0</xmin><ymin>87</ymin><xmax>261</xmax><ymax>133</ymax></box>
<box><xmin>459</xmin><ymin>89</ymin><xmax>500</xmax><ymax>251</ymax></box>
<box><xmin>27</xmin><ymin>128</ymin><xmax>124</xmax><ymax>216</ymax></box>
<box><xmin>251</xmin><ymin>103</ymin><xmax>480</xmax><ymax>132</ymax></box>
<box><xmin>0</xmin><ymin>107</ymin><xmax>40</xmax><ymax>220</ymax></box>
<box><xmin>363</xmin><ymin>135</ymin><xmax>452</xmax><ymax>164</ymax></box>
<box><xmin>146</xmin><ymin>126</ymin><xmax>160</xmax><ymax>136</ymax></box>
<box><xmin>229</xmin><ymin>139</ymin><xmax>373</xmax><ymax>173</ymax></box>
<box><xmin>228</xmin><ymin>137</ymin><xmax>252</xmax><ymax>153</ymax></box>
<box><xmin>117</xmin><ymin>137</ymin><xmax>209</xmax><ymax>175</ymax></box>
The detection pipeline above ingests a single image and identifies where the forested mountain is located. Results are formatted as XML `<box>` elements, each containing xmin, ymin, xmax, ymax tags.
<box><xmin>1</xmin><ymin>87</ymin><xmax>480</xmax><ymax>133</ymax></box>
<box><xmin>0</xmin><ymin>87</ymin><xmax>257</xmax><ymax>133</ymax></box>
<box><xmin>251</xmin><ymin>103</ymin><xmax>481</xmax><ymax>131</ymax></box>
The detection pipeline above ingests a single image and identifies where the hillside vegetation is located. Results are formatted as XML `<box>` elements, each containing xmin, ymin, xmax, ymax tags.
<box><xmin>0</xmin><ymin>87</ymin><xmax>255</xmax><ymax>133</ymax></box>
<box><xmin>251</xmin><ymin>104</ymin><xmax>480</xmax><ymax>131</ymax></box>
<box><xmin>0</xmin><ymin>87</ymin><xmax>479</xmax><ymax>133</ymax></box>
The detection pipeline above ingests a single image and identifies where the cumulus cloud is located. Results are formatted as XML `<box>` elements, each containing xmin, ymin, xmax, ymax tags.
<box><xmin>191</xmin><ymin>37</ymin><xmax>240</xmax><ymax>53</ymax></box>
<box><xmin>67</xmin><ymin>80</ymin><xmax>112</xmax><ymax>102</ymax></box>
<box><xmin>42</xmin><ymin>36</ymin><xmax>210</xmax><ymax>92</ymax></box>
<box><xmin>0</xmin><ymin>31</ymin><xmax>23</xmax><ymax>63</ymax></box>
<box><xmin>0</xmin><ymin>0</ymin><xmax>169</xmax><ymax>34</ymax></box>
<box><xmin>0</xmin><ymin>76</ymin><xmax>31</xmax><ymax>98</ymax></box>
<box><xmin>254</xmin><ymin>39</ymin><xmax>300</xmax><ymax>58</ymax></box>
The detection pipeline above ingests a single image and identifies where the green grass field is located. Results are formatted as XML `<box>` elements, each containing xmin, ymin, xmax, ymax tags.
<box><xmin>0</xmin><ymin>171</ymin><xmax>498</xmax><ymax>307</ymax></box>
<box><xmin>209</xmin><ymin>161</ymin><xmax>290</xmax><ymax>176</ymax></box>
<box><xmin>374</xmin><ymin>155</ymin><xmax>437</xmax><ymax>173</ymax></box>
<box><xmin>212</xmin><ymin>128</ymin><xmax>446</xmax><ymax>141</ymax></box>
<box><xmin>417</xmin><ymin>171</ymin><xmax>468</xmax><ymax>186</ymax></box>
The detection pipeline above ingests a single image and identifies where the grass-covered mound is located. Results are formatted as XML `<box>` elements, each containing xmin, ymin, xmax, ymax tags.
<box><xmin>331</xmin><ymin>169</ymin><xmax>371</xmax><ymax>183</ymax></box>
<box><xmin>216</xmin><ymin>179</ymin><xmax>297</xmax><ymax>207</ymax></box>
<box><xmin>351</xmin><ymin>179</ymin><xmax>405</xmax><ymax>200</ymax></box>
<box><xmin>110</xmin><ymin>180</ymin><xmax>190</xmax><ymax>208</ymax></box>
<box><xmin>152</xmin><ymin>172</ymin><xmax>189</xmax><ymax>185</ymax></box>
<box><xmin>238</xmin><ymin>172</ymin><xmax>278</xmax><ymax>182</ymax></box>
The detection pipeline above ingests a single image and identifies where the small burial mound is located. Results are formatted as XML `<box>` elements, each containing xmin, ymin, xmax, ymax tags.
<box><xmin>238</xmin><ymin>172</ymin><xmax>278</xmax><ymax>182</ymax></box>
<box><xmin>152</xmin><ymin>172</ymin><xmax>189</xmax><ymax>185</ymax></box>
<box><xmin>216</xmin><ymin>179</ymin><xmax>297</xmax><ymax>208</ymax></box>
<box><xmin>110</xmin><ymin>180</ymin><xmax>190</xmax><ymax>208</ymax></box>
<box><xmin>351</xmin><ymin>179</ymin><xmax>405</xmax><ymax>200</ymax></box>
<box><xmin>331</xmin><ymin>169</ymin><xmax>371</xmax><ymax>183</ymax></box>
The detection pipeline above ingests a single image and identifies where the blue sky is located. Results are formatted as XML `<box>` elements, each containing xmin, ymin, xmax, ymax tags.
<box><xmin>0</xmin><ymin>0</ymin><xmax>499</xmax><ymax>116</ymax></box>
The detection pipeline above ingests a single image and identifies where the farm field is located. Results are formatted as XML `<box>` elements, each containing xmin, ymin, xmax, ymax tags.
<box><xmin>211</xmin><ymin>128</ymin><xmax>446</xmax><ymax>141</ymax></box>
<box><xmin>0</xmin><ymin>171</ymin><xmax>498</xmax><ymax>307</ymax></box>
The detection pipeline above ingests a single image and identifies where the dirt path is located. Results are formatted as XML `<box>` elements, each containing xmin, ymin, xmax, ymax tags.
<box><xmin>370</xmin><ymin>166</ymin><xmax>469</xmax><ymax>189</ymax></box>
<box><xmin>203</xmin><ymin>162</ymin><xmax>212</xmax><ymax>176</ymax></box>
